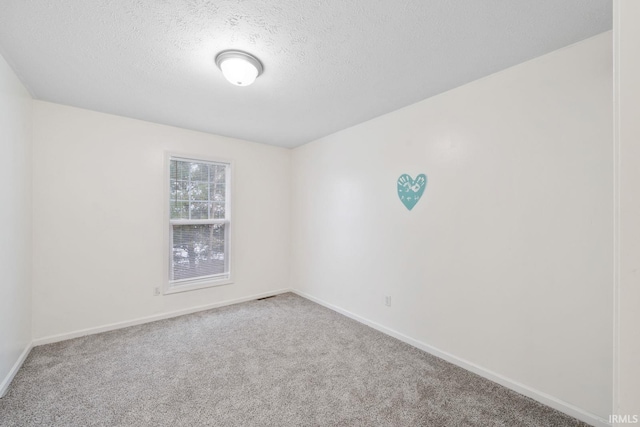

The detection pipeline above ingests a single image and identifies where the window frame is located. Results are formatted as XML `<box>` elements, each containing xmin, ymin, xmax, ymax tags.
<box><xmin>163</xmin><ymin>152</ymin><xmax>234</xmax><ymax>295</ymax></box>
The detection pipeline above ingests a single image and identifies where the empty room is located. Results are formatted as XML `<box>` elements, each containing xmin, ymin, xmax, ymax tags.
<box><xmin>1</xmin><ymin>1</ymin><xmax>639</xmax><ymax>426</ymax></box>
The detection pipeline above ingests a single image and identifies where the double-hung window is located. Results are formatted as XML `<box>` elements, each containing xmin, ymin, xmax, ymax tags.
<box><xmin>167</xmin><ymin>156</ymin><xmax>231</xmax><ymax>293</ymax></box>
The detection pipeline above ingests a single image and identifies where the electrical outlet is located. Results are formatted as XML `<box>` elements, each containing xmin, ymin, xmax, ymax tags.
<box><xmin>385</xmin><ymin>296</ymin><xmax>391</xmax><ymax>307</ymax></box>
<box><xmin>154</xmin><ymin>287</ymin><xmax>161</xmax><ymax>296</ymax></box>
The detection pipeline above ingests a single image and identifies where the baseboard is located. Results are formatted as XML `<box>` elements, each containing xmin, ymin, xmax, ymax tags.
<box><xmin>0</xmin><ymin>342</ymin><xmax>33</xmax><ymax>398</ymax></box>
<box><xmin>33</xmin><ymin>288</ymin><xmax>292</xmax><ymax>346</ymax></box>
<box><xmin>292</xmin><ymin>289</ymin><xmax>610</xmax><ymax>427</ymax></box>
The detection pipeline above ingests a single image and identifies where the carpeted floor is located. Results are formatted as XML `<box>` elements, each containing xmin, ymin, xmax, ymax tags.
<box><xmin>0</xmin><ymin>293</ymin><xmax>588</xmax><ymax>426</ymax></box>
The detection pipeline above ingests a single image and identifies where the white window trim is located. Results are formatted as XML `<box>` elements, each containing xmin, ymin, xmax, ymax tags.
<box><xmin>163</xmin><ymin>152</ymin><xmax>234</xmax><ymax>295</ymax></box>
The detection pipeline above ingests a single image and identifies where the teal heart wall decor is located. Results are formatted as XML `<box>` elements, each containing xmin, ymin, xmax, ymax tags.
<box><xmin>397</xmin><ymin>174</ymin><xmax>427</xmax><ymax>211</ymax></box>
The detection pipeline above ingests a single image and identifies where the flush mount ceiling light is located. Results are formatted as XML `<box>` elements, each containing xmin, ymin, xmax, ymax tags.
<box><xmin>215</xmin><ymin>50</ymin><xmax>263</xmax><ymax>87</ymax></box>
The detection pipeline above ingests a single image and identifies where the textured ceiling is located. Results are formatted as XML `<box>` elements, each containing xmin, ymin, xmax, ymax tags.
<box><xmin>0</xmin><ymin>0</ymin><xmax>611</xmax><ymax>148</ymax></box>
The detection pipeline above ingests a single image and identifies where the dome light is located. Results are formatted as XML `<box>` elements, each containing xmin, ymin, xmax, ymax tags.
<box><xmin>215</xmin><ymin>50</ymin><xmax>263</xmax><ymax>87</ymax></box>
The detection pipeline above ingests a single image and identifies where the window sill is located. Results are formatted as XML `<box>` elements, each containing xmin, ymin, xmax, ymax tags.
<box><xmin>164</xmin><ymin>276</ymin><xmax>233</xmax><ymax>295</ymax></box>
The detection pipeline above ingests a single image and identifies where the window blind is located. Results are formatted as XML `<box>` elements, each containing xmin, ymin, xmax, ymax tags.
<box><xmin>169</xmin><ymin>158</ymin><xmax>230</xmax><ymax>285</ymax></box>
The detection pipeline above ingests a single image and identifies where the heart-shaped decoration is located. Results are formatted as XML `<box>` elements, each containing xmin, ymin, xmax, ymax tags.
<box><xmin>397</xmin><ymin>174</ymin><xmax>427</xmax><ymax>211</ymax></box>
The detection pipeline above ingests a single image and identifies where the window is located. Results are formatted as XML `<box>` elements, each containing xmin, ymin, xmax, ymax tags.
<box><xmin>167</xmin><ymin>156</ymin><xmax>231</xmax><ymax>293</ymax></box>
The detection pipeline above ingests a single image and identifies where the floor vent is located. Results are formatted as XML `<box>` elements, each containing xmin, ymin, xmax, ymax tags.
<box><xmin>256</xmin><ymin>295</ymin><xmax>276</xmax><ymax>301</ymax></box>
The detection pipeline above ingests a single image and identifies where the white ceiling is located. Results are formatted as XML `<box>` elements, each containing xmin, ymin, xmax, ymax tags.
<box><xmin>0</xmin><ymin>1</ymin><xmax>611</xmax><ymax>148</ymax></box>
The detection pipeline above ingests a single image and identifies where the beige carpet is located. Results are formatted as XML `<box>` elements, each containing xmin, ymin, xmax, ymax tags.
<box><xmin>0</xmin><ymin>293</ymin><xmax>588</xmax><ymax>426</ymax></box>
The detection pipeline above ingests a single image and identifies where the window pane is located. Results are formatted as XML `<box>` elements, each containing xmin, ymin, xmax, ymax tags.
<box><xmin>172</xmin><ymin>224</ymin><xmax>226</xmax><ymax>281</ymax></box>
<box><xmin>170</xmin><ymin>201</ymin><xmax>189</xmax><ymax>219</ymax></box>
<box><xmin>189</xmin><ymin>202</ymin><xmax>210</xmax><ymax>219</ymax></box>
<box><xmin>189</xmin><ymin>162</ymin><xmax>209</xmax><ymax>182</ymax></box>
<box><xmin>172</xmin><ymin>160</ymin><xmax>190</xmax><ymax>181</ymax></box>
<box><xmin>170</xmin><ymin>180</ymin><xmax>189</xmax><ymax>201</ymax></box>
<box><xmin>190</xmin><ymin>181</ymin><xmax>209</xmax><ymax>201</ymax></box>
<box><xmin>170</xmin><ymin>179</ymin><xmax>189</xmax><ymax>220</ymax></box>
<box><xmin>210</xmin><ymin>183</ymin><xmax>223</xmax><ymax>201</ymax></box>
<box><xmin>212</xmin><ymin>165</ymin><xmax>226</xmax><ymax>184</ymax></box>
<box><xmin>211</xmin><ymin>202</ymin><xmax>225</xmax><ymax>219</ymax></box>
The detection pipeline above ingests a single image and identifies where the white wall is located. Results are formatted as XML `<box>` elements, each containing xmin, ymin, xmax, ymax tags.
<box><xmin>0</xmin><ymin>54</ymin><xmax>32</xmax><ymax>395</ymax></box>
<box><xmin>614</xmin><ymin>1</ymin><xmax>640</xmax><ymax>422</ymax></box>
<box><xmin>291</xmin><ymin>32</ymin><xmax>613</xmax><ymax>422</ymax></box>
<box><xmin>32</xmin><ymin>102</ymin><xmax>291</xmax><ymax>341</ymax></box>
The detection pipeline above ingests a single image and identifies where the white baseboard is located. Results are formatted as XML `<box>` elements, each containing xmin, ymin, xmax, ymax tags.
<box><xmin>33</xmin><ymin>288</ymin><xmax>292</xmax><ymax>346</ymax></box>
<box><xmin>292</xmin><ymin>289</ymin><xmax>610</xmax><ymax>427</ymax></box>
<box><xmin>17</xmin><ymin>288</ymin><xmax>611</xmax><ymax>426</ymax></box>
<box><xmin>0</xmin><ymin>342</ymin><xmax>33</xmax><ymax>398</ymax></box>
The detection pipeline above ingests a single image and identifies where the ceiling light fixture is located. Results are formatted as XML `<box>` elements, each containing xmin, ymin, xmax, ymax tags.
<box><xmin>215</xmin><ymin>50</ymin><xmax>263</xmax><ymax>87</ymax></box>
